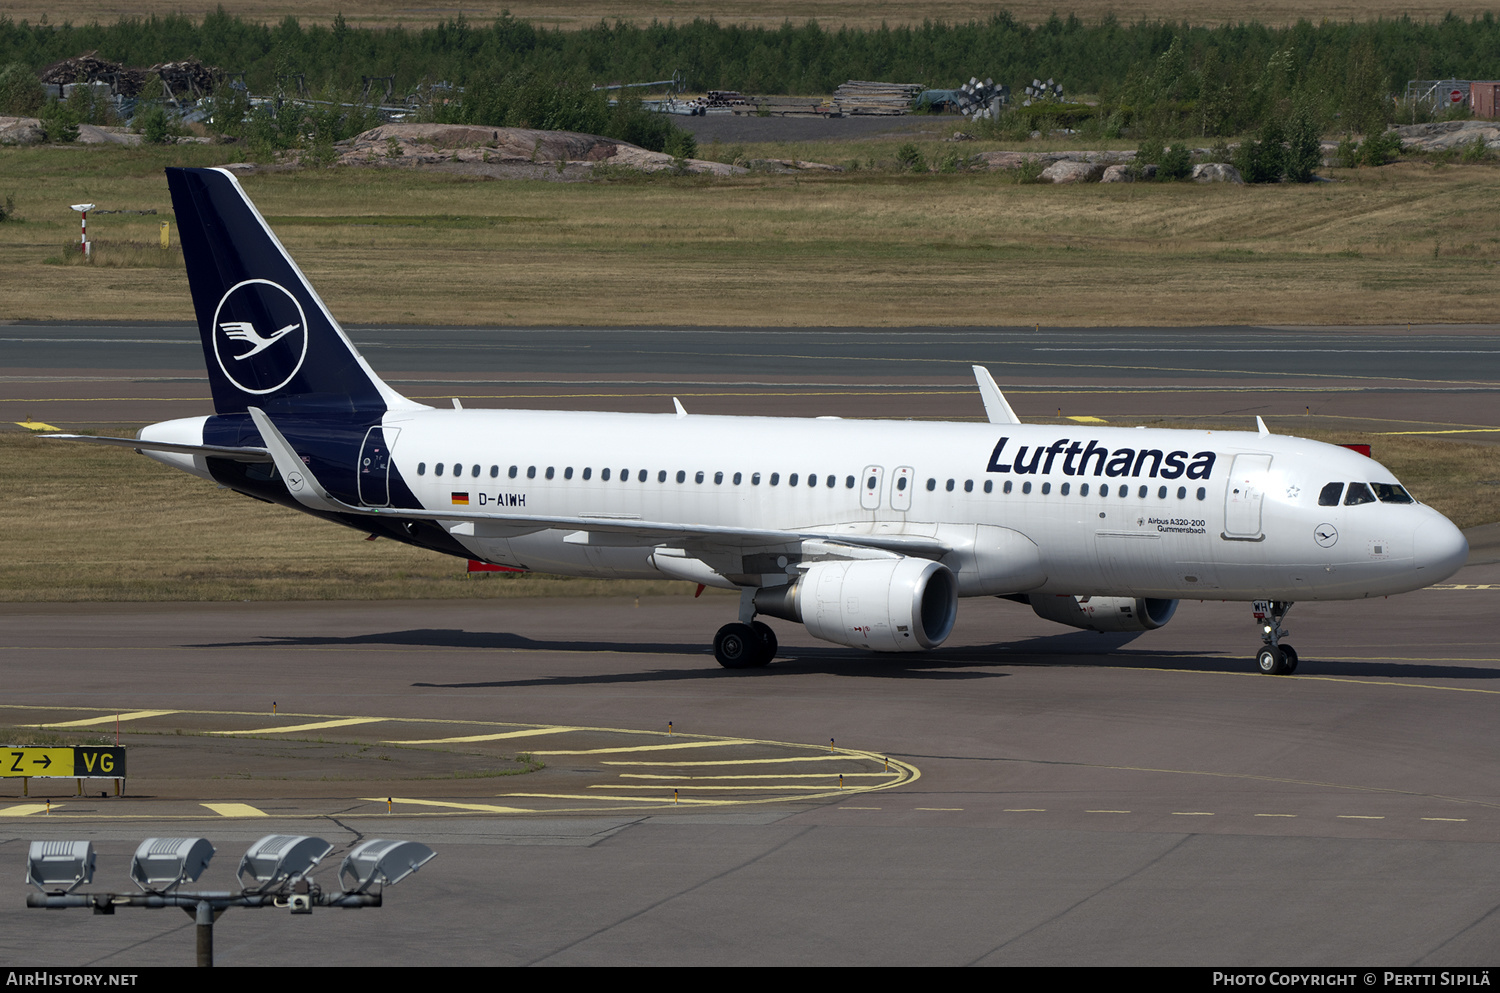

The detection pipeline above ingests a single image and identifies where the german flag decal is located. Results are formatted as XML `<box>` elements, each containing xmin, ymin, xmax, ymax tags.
<box><xmin>451</xmin><ymin>492</ymin><xmax>470</xmax><ymax>505</ymax></box>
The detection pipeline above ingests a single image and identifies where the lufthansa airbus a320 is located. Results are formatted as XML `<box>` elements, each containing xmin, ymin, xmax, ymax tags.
<box><xmin>48</xmin><ymin>168</ymin><xmax>1469</xmax><ymax>673</ymax></box>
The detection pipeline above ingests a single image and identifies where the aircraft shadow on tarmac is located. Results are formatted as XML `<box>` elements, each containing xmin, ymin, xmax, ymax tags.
<box><xmin>190</xmin><ymin>627</ymin><xmax>1499</xmax><ymax>686</ymax></box>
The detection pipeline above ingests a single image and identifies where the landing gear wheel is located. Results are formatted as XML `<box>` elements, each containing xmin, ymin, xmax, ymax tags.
<box><xmin>751</xmin><ymin>621</ymin><xmax>778</xmax><ymax>667</ymax></box>
<box><xmin>714</xmin><ymin>622</ymin><xmax>759</xmax><ymax>669</ymax></box>
<box><xmin>1280</xmin><ymin>644</ymin><xmax>1298</xmax><ymax>674</ymax></box>
<box><xmin>1256</xmin><ymin>645</ymin><xmax>1290</xmax><ymax>675</ymax></box>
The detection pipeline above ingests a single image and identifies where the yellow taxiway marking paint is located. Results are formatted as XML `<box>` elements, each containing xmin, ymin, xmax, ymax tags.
<box><xmin>1375</xmin><ymin>428</ymin><xmax>1500</xmax><ymax>435</ymax></box>
<box><xmin>15</xmin><ymin>421</ymin><xmax>59</xmax><ymax>431</ymax></box>
<box><xmin>498</xmin><ymin>792</ymin><xmax>719</xmax><ymax>805</ymax></box>
<box><xmin>385</xmin><ymin>727</ymin><xmax>578</xmax><ymax>745</ymax></box>
<box><xmin>1173</xmin><ymin>812</ymin><xmax>1215</xmax><ymax>816</ymax></box>
<box><xmin>210</xmin><ymin>718</ymin><xmax>385</xmax><ymax>735</ymax></box>
<box><xmin>1337</xmin><ymin>815</ymin><xmax>1385</xmax><ymax>820</ymax></box>
<box><xmin>530</xmin><ymin>741</ymin><xmax>744</xmax><ymax>756</ymax></box>
<box><xmin>604</xmin><ymin>756</ymin><xmax>881</xmax><ymax>766</ymax></box>
<box><xmin>618</xmin><ymin>773</ymin><xmax>895</xmax><ymax>780</ymax></box>
<box><xmin>202</xmin><ymin>803</ymin><xmax>268</xmax><ymax>817</ymax></box>
<box><xmin>28</xmin><ymin>710</ymin><xmax>180</xmax><ymax>728</ymax></box>
<box><xmin>592</xmin><ymin>784</ymin><xmax>851</xmax><ymax>791</ymax></box>
<box><xmin>364</xmin><ymin>797</ymin><xmax>533</xmax><ymax>814</ymax></box>
<box><xmin>1255</xmin><ymin>813</ymin><xmax>1298</xmax><ymax>818</ymax></box>
<box><xmin>1</xmin><ymin>804</ymin><xmax>58</xmax><ymax>816</ymax></box>
<box><xmin>1422</xmin><ymin>817</ymin><xmax>1468</xmax><ymax>822</ymax></box>
<box><xmin>1066</xmin><ymin>415</ymin><xmax>1107</xmax><ymax>423</ymax></box>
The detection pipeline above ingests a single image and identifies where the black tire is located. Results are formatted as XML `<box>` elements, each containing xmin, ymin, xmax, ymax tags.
<box><xmin>1281</xmin><ymin>644</ymin><xmax>1299</xmax><ymax>674</ymax></box>
<box><xmin>1256</xmin><ymin>645</ymin><xmax>1288</xmax><ymax>675</ymax></box>
<box><xmin>751</xmin><ymin>621</ymin><xmax>778</xmax><ymax>666</ymax></box>
<box><xmin>714</xmin><ymin>623</ymin><xmax>759</xmax><ymax>669</ymax></box>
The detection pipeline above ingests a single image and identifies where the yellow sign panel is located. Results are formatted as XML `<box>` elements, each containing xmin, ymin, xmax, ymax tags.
<box><xmin>1</xmin><ymin>747</ymin><xmax>126</xmax><ymax>778</ymax></box>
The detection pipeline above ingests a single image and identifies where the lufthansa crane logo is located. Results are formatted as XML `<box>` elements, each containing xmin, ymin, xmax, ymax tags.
<box><xmin>210</xmin><ymin>279</ymin><xmax>309</xmax><ymax>395</ymax></box>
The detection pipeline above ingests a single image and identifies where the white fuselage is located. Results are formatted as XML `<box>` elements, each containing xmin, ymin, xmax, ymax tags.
<box><xmin>342</xmin><ymin>407</ymin><xmax>1467</xmax><ymax>602</ymax></box>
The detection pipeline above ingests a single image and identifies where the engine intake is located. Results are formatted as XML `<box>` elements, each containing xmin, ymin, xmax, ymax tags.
<box><xmin>755</xmin><ymin>558</ymin><xmax>958</xmax><ymax>652</ymax></box>
<box><xmin>1027</xmin><ymin>594</ymin><xmax>1178</xmax><ymax>633</ymax></box>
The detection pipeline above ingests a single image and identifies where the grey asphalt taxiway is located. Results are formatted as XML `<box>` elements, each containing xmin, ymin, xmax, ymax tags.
<box><xmin>3</xmin><ymin>324</ymin><xmax>1499</xmax><ymax>967</ymax></box>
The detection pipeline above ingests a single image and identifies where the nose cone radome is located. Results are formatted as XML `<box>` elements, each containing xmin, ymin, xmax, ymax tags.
<box><xmin>1413</xmin><ymin>515</ymin><xmax>1469</xmax><ymax>585</ymax></box>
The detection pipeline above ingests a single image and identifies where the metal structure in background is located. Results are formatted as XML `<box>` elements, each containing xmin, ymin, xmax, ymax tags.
<box><xmin>1404</xmin><ymin>79</ymin><xmax>1472</xmax><ymax>115</ymax></box>
<box><xmin>26</xmin><ymin>835</ymin><xmax>436</xmax><ymax>967</ymax></box>
<box><xmin>956</xmin><ymin>77</ymin><xmax>1009</xmax><ymax>121</ymax></box>
<box><xmin>1022</xmin><ymin>77</ymin><xmax>1065</xmax><ymax>106</ymax></box>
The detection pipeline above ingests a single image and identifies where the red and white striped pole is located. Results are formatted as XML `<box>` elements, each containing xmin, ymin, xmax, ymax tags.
<box><xmin>70</xmin><ymin>203</ymin><xmax>95</xmax><ymax>258</ymax></box>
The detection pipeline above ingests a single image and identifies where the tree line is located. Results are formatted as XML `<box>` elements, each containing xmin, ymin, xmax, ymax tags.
<box><xmin>5</xmin><ymin>10</ymin><xmax>1500</xmax><ymax>140</ymax></box>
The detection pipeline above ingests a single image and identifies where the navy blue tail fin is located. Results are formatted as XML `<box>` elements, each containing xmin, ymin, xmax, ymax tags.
<box><xmin>166</xmin><ymin>167</ymin><xmax>413</xmax><ymax>417</ymax></box>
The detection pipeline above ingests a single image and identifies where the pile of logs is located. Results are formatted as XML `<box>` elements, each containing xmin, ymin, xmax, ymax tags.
<box><xmin>832</xmin><ymin>80</ymin><xmax>923</xmax><ymax>115</ymax></box>
<box><xmin>37</xmin><ymin>52</ymin><xmax>221</xmax><ymax>99</ymax></box>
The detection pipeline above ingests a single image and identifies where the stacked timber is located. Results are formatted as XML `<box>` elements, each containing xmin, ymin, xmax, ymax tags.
<box><xmin>832</xmin><ymin>80</ymin><xmax>923</xmax><ymax>115</ymax></box>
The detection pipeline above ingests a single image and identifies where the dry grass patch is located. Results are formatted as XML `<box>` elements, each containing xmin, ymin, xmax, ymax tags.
<box><xmin>4</xmin><ymin>147</ymin><xmax>1500</xmax><ymax>327</ymax></box>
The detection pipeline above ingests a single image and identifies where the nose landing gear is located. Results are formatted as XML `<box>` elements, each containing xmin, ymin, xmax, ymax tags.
<box><xmin>1253</xmin><ymin>600</ymin><xmax>1298</xmax><ymax>675</ymax></box>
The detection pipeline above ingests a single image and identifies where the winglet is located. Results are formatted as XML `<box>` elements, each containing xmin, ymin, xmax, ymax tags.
<box><xmin>673</xmin><ymin>397</ymin><xmax>688</xmax><ymax>419</ymax></box>
<box><xmin>247</xmin><ymin>406</ymin><xmax>344</xmax><ymax>513</ymax></box>
<box><xmin>972</xmin><ymin>366</ymin><xmax>1020</xmax><ymax>424</ymax></box>
<box><xmin>1256</xmin><ymin>416</ymin><xmax>1270</xmax><ymax>437</ymax></box>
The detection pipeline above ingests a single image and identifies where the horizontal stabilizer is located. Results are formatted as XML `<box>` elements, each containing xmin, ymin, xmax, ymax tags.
<box><xmin>42</xmin><ymin>434</ymin><xmax>272</xmax><ymax>463</ymax></box>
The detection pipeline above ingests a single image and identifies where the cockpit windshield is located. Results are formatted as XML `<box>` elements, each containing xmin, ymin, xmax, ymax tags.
<box><xmin>1372</xmin><ymin>482</ymin><xmax>1414</xmax><ymax>504</ymax></box>
<box><xmin>1321</xmin><ymin>481</ymin><xmax>1416</xmax><ymax>506</ymax></box>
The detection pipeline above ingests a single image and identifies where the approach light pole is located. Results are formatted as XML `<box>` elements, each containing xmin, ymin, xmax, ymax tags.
<box><xmin>26</xmin><ymin>835</ymin><xmax>436</xmax><ymax>967</ymax></box>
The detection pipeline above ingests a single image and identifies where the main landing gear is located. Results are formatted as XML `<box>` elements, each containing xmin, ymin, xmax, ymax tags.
<box><xmin>713</xmin><ymin>621</ymin><xmax>777</xmax><ymax>669</ymax></box>
<box><xmin>713</xmin><ymin>589</ymin><xmax>779</xmax><ymax>669</ymax></box>
<box><xmin>1252</xmin><ymin>600</ymin><xmax>1299</xmax><ymax>675</ymax></box>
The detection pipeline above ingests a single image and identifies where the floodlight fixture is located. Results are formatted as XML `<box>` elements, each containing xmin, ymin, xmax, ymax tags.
<box><xmin>129</xmin><ymin>837</ymin><xmax>214</xmax><ymax>893</ymax></box>
<box><xmin>27</xmin><ymin>841</ymin><xmax>95</xmax><ymax>894</ymax></box>
<box><xmin>238</xmin><ymin>834</ymin><xmax>333</xmax><ymax>889</ymax></box>
<box><xmin>338</xmin><ymin>839</ymin><xmax>437</xmax><ymax>893</ymax></box>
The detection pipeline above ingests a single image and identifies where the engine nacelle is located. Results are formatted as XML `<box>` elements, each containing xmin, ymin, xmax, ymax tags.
<box><xmin>755</xmin><ymin>558</ymin><xmax>958</xmax><ymax>652</ymax></box>
<box><xmin>1027</xmin><ymin>594</ymin><xmax>1178</xmax><ymax>633</ymax></box>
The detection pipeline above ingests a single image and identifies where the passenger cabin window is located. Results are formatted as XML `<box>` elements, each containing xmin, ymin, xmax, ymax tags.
<box><xmin>1345</xmin><ymin>482</ymin><xmax>1376</xmax><ymax>506</ymax></box>
<box><xmin>1319</xmin><ymin>482</ymin><xmax>1344</xmax><ymax>506</ymax></box>
<box><xmin>638</xmin><ymin>470</ymin><xmax>647</xmax><ymax>482</ymax></box>
<box><xmin>770</xmin><ymin>473</ymin><xmax>780</xmax><ymax>486</ymax></box>
<box><xmin>490</xmin><ymin>466</ymin><xmax>499</xmax><ymax>478</ymax></box>
<box><xmin>926</xmin><ymin>478</ymin><xmax>936</xmax><ymax>491</ymax></box>
<box><xmin>582</xmin><ymin>468</ymin><xmax>592</xmax><ymax>480</ymax></box>
<box><xmin>845</xmin><ymin>476</ymin><xmax>855</xmax><ymax>489</ymax></box>
<box><xmin>790</xmin><ymin>474</ymin><xmax>800</xmax><ymax>486</ymax></box>
<box><xmin>417</xmin><ymin>462</ymin><xmax>427</xmax><ymax>475</ymax></box>
<box><xmin>508</xmin><ymin>466</ymin><xmax>518</xmax><ymax>479</ymax></box>
<box><xmin>435</xmin><ymin>463</ymin><xmax>445</xmax><ymax>477</ymax></box>
<box><xmin>546</xmin><ymin>467</ymin><xmax>555</xmax><ymax>480</ymax></box>
<box><xmin>1373</xmin><ymin>483</ymin><xmax>1414</xmax><ymax>504</ymax></box>
<box><xmin>659</xmin><ymin>470</ymin><xmax>667</xmax><ymax>483</ymax></box>
<box><xmin>715</xmin><ymin>472</ymin><xmax>724</xmax><ymax>485</ymax></box>
<box><xmin>896</xmin><ymin>477</ymin><xmax>907</xmax><ymax>491</ymax></box>
<box><xmin>527</xmin><ymin>466</ymin><xmax>536</xmax><ymax>479</ymax></box>
<box><xmin>695</xmin><ymin>471</ymin><xmax>705</xmax><ymax>484</ymax></box>
<box><xmin>752</xmin><ymin>473</ymin><xmax>761</xmax><ymax>485</ymax></box>
<box><xmin>984</xmin><ymin>480</ymin><xmax>993</xmax><ymax>493</ymax></box>
<box><xmin>564</xmin><ymin>467</ymin><xmax>574</xmax><ymax>480</ymax></box>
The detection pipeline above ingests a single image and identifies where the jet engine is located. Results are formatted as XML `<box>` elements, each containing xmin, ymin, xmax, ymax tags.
<box><xmin>755</xmin><ymin>557</ymin><xmax>958</xmax><ymax>652</ymax></box>
<box><xmin>1026</xmin><ymin>594</ymin><xmax>1178</xmax><ymax>633</ymax></box>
